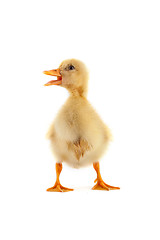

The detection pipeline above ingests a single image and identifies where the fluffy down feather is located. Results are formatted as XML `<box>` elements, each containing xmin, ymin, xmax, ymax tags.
<box><xmin>47</xmin><ymin>94</ymin><xmax>112</xmax><ymax>168</ymax></box>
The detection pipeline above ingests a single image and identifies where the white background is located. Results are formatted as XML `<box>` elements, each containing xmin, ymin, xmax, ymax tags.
<box><xmin>0</xmin><ymin>0</ymin><xmax>160</xmax><ymax>239</ymax></box>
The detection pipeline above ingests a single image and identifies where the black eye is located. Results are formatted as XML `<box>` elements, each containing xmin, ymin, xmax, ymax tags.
<box><xmin>68</xmin><ymin>65</ymin><xmax>75</xmax><ymax>70</ymax></box>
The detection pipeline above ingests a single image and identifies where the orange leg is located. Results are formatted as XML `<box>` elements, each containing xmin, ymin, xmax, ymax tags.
<box><xmin>46</xmin><ymin>163</ymin><xmax>73</xmax><ymax>192</ymax></box>
<box><xmin>92</xmin><ymin>162</ymin><xmax>120</xmax><ymax>191</ymax></box>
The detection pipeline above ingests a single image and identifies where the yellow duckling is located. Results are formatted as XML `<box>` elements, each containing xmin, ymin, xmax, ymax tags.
<box><xmin>43</xmin><ymin>59</ymin><xmax>120</xmax><ymax>192</ymax></box>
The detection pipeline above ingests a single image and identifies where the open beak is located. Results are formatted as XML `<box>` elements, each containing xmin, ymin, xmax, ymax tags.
<box><xmin>43</xmin><ymin>68</ymin><xmax>62</xmax><ymax>86</ymax></box>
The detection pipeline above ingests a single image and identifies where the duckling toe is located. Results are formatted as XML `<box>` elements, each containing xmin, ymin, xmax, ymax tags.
<box><xmin>46</xmin><ymin>184</ymin><xmax>74</xmax><ymax>192</ymax></box>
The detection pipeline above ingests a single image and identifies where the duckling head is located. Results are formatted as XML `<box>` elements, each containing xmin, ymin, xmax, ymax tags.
<box><xmin>44</xmin><ymin>59</ymin><xmax>89</xmax><ymax>97</ymax></box>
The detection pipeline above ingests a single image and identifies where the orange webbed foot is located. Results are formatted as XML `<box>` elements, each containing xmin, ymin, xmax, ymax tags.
<box><xmin>46</xmin><ymin>183</ymin><xmax>74</xmax><ymax>192</ymax></box>
<box><xmin>92</xmin><ymin>179</ymin><xmax>120</xmax><ymax>191</ymax></box>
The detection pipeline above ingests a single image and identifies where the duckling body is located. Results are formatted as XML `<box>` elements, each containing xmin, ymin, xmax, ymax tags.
<box><xmin>47</xmin><ymin>95</ymin><xmax>111</xmax><ymax>168</ymax></box>
<box><xmin>44</xmin><ymin>59</ymin><xmax>119</xmax><ymax>192</ymax></box>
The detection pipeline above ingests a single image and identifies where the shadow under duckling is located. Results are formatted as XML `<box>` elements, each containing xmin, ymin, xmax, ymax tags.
<box><xmin>43</xmin><ymin>59</ymin><xmax>120</xmax><ymax>192</ymax></box>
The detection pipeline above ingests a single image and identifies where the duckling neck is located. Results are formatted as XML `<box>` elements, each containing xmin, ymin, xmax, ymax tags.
<box><xmin>67</xmin><ymin>86</ymin><xmax>87</xmax><ymax>98</ymax></box>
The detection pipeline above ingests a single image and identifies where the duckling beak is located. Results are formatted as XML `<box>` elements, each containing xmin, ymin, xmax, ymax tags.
<box><xmin>43</xmin><ymin>68</ymin><xmax>62</xmax><ymax>86</ymax></box>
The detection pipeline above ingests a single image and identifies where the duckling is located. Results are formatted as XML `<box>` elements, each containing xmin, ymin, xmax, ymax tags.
<box><xmin>43</xmin><ymin>59</ymin><xmax>120</xmax><ymax>192</ymax></box>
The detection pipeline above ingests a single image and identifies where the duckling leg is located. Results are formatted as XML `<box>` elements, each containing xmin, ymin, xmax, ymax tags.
<box><xmin>92</xmin><ymin>162</ymin><xmax>120</xmax><ymax>191</ymax></box>
<box><xmin>46</xmin><ymin>163</ymin><xmax>73</xmax><ymax>192</ymax></box>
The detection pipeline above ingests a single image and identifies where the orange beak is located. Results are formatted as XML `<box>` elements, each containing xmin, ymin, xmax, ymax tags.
<box><xmin>43</xmin><ymin>68</ymin><xmax>62</xmax><ymax>86</ymax></box>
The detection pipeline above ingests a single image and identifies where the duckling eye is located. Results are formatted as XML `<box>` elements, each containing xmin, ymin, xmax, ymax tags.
<box><xmin>68</xmin><ymin>65</ymin><xmax>75</xmax><ymax>70</ymax></box>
